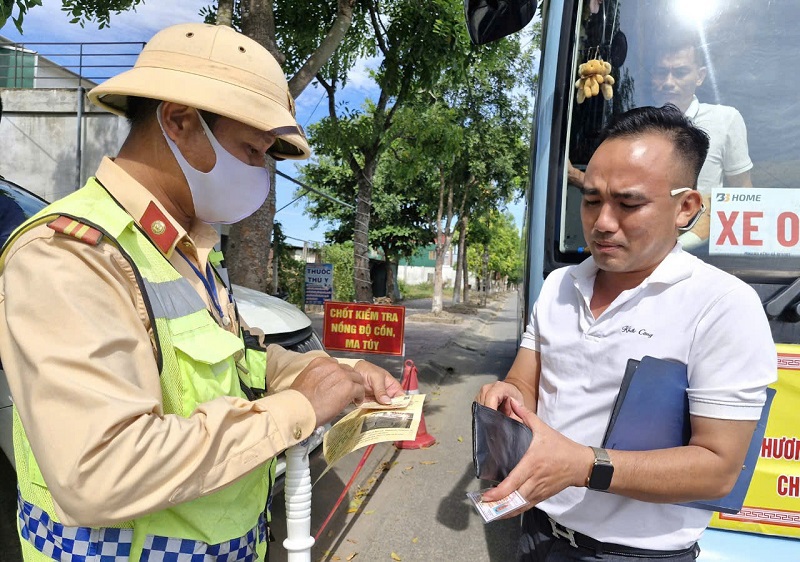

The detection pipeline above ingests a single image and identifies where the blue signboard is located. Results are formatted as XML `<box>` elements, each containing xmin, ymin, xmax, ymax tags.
<box><xmin>305</xmin><ymin>263</ymin><xmax>333</xmax><ymax>305</ymax></box>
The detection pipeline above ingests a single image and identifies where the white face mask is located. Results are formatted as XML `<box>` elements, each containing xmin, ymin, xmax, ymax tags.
<box><xmin>156</xmin><ymin>104</ymin><xmax>270</xmax><ymax>224</ymax></box>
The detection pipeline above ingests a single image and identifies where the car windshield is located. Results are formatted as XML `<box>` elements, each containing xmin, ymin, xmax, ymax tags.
<box><xmin>0</xmin><ymin>180</ymin><xmax>47</xmax><ymax>248</ymax></box>
<box><xmin>559</xmin><ymin>0</ymin><xmax>800</xmax><ymax>282</ymax></box>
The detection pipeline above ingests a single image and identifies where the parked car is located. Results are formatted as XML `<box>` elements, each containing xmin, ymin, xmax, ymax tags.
<box><xmin>0</xmin><ymin>176</ymin><xmax>326</xmax><ymax>475</ymax></box>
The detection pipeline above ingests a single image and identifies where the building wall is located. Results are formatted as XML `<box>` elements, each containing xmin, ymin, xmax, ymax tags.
<box><xmin>0</xmin><ymin>88</ymin><xmax>128</xmax><ymax>201</ymax></box>
<box><xmin>398</xmin><ymin>263</ymin><xmax>476</xmax><ymax>287</ymax></box>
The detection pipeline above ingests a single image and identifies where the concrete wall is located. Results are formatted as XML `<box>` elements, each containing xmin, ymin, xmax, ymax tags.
<box><xmin>0</xmin><ymin>88</ymin><xmax>128</xmax><ymax>202</ymax></box>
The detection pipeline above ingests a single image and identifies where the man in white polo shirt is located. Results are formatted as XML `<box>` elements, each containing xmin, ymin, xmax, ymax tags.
<box><xmin>477</xmin><ymin>105</ymin><xmax>776</xmax><ymax>561</ymax></box>
<box><xmin>651</xmin><ymin>34</ymin><xmax>753</xmax><ymax>248</ymax></box>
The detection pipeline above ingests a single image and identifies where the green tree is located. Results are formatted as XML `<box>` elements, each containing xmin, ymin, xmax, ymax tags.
<box><xmin>301</xmin><ymin>152</ymin><xmax>434</xmax><ymax>301</ymax></box>
<box><xmin>1</xmin><ymin>0</ymin><xmax>144</xmax><ymax>32</ymax></box>
<box><xmin>374</xmin><ymin>32</ymin><xmax>531</xmax><ymax>313</ymax></box>
<box><xmin>310</xmin><ymin>0</ymin><xmax>469</xmax><ymax>303</ymax></box>
<box><xmin>321</xmin><ymin>242</ymin><xmax>355</xmax><ymax>302</ymax></box>
<box><xmin>466</xmin><ymin>209</ymin><xmax>521</xmax><ymax>297</ymax></box>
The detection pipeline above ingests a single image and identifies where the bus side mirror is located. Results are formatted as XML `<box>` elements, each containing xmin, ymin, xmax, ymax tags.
<box><xmin>464</xmin><ymin>0</ymin><xmax>537</xmax><ymax>45</ymax></box>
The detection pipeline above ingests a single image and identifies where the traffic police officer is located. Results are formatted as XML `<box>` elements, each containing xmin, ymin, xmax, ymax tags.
<box><xmin>0</xmin><ymin>23</ymin><xmax>401</xmax><ymax>561</ymax></box>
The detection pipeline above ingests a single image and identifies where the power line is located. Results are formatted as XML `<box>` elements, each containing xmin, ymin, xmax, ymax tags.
<box><xmin>275</xmin><ymin>169</ymin><xmax>355</xmax><ymax>209</ymax></box>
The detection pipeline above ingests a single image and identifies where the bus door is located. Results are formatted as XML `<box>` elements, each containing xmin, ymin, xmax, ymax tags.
<box><xmin>468</xmin><ymin>0</ymin><xmax>800</xmax><ymax>544</ymax></box>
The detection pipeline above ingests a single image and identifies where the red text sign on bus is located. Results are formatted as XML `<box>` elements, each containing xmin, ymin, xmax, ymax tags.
<box><xmin>323</xmin><ymin>301</ymin><xmax>406</xmax><ymax>356</ymax></box>
<box><xmin>710</xmin><ymin>188</ymin><xmax>800</xmax><ymax>255</ymax></box>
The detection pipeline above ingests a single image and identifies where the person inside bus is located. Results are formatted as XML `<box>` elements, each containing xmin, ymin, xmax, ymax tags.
<box><xmin>478</xmin><ymin>105</ymin><xmax>775</xmax><ymax>562</ymax></box>
<box><xmin>568</xmin><ymin>33</ymin><xmax>753</xmax><ymax>250</ymax></box>
<box><xmin>650</xmin><ymin>33</ymin><xmax>753</xmax><ymax>249</ymax></box>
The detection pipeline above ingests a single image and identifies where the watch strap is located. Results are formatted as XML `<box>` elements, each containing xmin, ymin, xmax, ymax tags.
<box><xmin>590</xmin><ymin>446</ymin><xmax>611</xmax><ymax>464</ymax></box>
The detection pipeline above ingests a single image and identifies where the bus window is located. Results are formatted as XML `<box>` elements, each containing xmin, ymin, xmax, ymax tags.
<box><xmin>558</xmin><ymin>0</ymin><xmax>800</xmax><ymax>281</ymax></box>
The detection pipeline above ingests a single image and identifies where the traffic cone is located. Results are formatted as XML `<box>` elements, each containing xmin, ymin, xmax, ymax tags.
<box><xmin>395</xmin><ymin>360</ymin><xmax>436</xmax><ymax>449</ymax></box>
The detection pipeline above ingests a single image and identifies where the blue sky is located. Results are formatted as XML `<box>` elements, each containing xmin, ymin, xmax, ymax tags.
<box><xmin>2</xmin><ymin>1</ymin><xmax>527</xmax><ymax>246</ymax></box>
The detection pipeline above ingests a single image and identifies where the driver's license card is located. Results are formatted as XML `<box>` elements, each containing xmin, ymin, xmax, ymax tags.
<box><xmin>466</xmin><ymin>489</ymin><xmax>528</xmax><ymax>523</ymax></box>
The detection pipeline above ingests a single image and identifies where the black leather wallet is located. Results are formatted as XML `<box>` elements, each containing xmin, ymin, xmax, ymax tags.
<box><xmin>472</xmin><ymin>401</ymin><xmax>533</xmax><ymax>482</ymax></box>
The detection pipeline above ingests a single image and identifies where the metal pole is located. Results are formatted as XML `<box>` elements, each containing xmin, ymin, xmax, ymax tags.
<box><xmin>283</xmin><ymin>429</ymin><xmax>319</xmax><ymax>561</ymax></box>
<box><xmin>75</xmin><ymin>43</ymin><xmax>85</xmax><ymax>191</ymax></box>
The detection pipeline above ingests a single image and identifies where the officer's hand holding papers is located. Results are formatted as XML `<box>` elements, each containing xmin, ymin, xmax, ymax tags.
<box><xmin>317</xmin><ymin>394</ymin><xmax>425</xmax><ymax>482</ymax></box>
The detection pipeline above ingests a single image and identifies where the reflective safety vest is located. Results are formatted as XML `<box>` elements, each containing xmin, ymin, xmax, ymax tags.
<box><xmin>1</xmin><ymin>179</ymin><xmax>275</xmax><ymax>561</ymax></box>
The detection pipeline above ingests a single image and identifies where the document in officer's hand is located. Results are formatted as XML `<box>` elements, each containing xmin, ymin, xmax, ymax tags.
<box><xmin>318</xmin><ymin>394</ymin><xmax>425</xmax><ymax>482</ymax></box>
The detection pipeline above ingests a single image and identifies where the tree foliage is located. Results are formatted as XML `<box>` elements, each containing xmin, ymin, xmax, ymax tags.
<box><xmin>1</xmin><ymin>0</ymin><xmax>144</xmax><ymax>32</ymax></box>
<box><xmin>310</xmin><ymin>0</ymin><xmax>472</xmax><ymax>302</ymax></box>
<box><xmin>466</xmin><ymin>210</ymin><xmax>523</xmax><ymax>284</ymax></box>
<box><xmin>321</xmin><ymin>241</ymin><xmax>355</xmax><ymax>302</ymax></box>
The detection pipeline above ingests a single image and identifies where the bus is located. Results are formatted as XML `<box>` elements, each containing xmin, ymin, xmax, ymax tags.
<box><xmin>466</xmin><ymin>0</ymin><xmax>800</xmax><ymax>559</ymax></box>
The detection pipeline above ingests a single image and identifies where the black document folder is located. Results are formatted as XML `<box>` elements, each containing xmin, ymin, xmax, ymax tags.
<box><xmin>602</xmin><ymin>356</ymin><xmax>775</xmax><ymax>514</ymax></box>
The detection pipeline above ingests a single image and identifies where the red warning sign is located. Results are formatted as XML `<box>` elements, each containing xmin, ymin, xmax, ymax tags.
<box><xmin>323</xmin><ymin>301</ymin><xmax>405</xmax><ymax>356</ymax></box>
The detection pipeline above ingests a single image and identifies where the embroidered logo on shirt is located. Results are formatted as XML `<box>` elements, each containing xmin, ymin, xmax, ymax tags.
<box><xmin>622</xmin><ymin>325</ymin><xmax>653</xmax><ymax>338</ymax></box>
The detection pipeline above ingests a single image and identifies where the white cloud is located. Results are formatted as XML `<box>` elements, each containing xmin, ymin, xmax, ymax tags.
<box><xmin>345</xmin><ymin>54</ymin><xmax>380</xmax><ymax>93</ymax></box>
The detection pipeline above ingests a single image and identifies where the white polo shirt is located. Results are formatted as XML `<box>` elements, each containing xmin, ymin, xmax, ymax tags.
<box><xmin>520</xmin><ymin>245</ymin><xmax>776</xmax><ymax>550</ymax></box>
<box><xmin>687</xmin><ymin>96</ymin><xmax>753</xmax><ymax>194</ymax></box>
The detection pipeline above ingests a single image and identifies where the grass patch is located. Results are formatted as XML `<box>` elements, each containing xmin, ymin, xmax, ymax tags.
<box><xmin>399</xmin><ymin>281</ymin><xmax>454</xmax><ymax>301</ymax></box>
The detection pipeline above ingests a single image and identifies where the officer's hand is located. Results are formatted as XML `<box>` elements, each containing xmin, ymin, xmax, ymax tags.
<box><xmin>353</xmin><ymin>360</ymin><xmax>404</xmax><ymax>405</ymax></box>
<box><xmin>290</xmin><ymin>357</ymin><xmax>365</xmax><ymax>426</ymax></box>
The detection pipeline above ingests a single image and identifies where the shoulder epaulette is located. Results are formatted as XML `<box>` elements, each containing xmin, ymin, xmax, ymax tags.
<box><xmin>47</xmin><ymin>216</ymin><xmax>103</xmax><ymax>246</ymax></box>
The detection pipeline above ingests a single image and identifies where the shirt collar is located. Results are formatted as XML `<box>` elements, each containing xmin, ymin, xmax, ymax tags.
<box><xmin>570</xmin><ymin>243</ymin><xmax>693</xmax><ymax>291</ymax></box>
<box><xmin>94</xmin><ymin>157</ymin><xmax>218</xmax><ymax>258</ymax></box>
<box><xmin>685</xmin><ymin>96</ymin><xmax>700</xmax><ymax>120</ymax></box>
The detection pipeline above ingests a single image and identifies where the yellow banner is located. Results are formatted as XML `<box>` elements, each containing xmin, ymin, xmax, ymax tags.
<box><xmin>710</xmin><ymin>344</ymin><xmax>800</xmax><ymax>538</ymax></box>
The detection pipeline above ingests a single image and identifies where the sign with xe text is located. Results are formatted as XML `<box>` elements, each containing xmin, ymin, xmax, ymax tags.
<box><xmin>323</xmin><ymin>301</ymin><xmax>405</xmax><ymax>356</ymax></box>
<box><xmin>710</xmin><ymin>187</ymin><xmax>800</xmax><ymax>256</ymax></box>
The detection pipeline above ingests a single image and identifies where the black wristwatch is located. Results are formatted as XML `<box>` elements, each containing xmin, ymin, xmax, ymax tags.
<box><xmin>587</xmin><ymin>446</ymin><xmax>614</xmax><ymax>491</ymax></box>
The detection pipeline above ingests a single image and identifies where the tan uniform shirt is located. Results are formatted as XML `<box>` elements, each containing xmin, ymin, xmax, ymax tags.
<box><xmin>0</xmin><ymin>158</ymin><xmax>350</xmax><ymax>527</ymax></box>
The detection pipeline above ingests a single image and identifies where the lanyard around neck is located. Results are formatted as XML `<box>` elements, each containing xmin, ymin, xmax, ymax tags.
<box><xmin>176</xmin><ymin>248</ymin><xmax>230</xmax><ymax>326</ymax></box>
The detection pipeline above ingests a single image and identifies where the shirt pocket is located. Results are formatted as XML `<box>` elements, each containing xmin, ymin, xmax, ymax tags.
<box><xmin>169</xmin><ymin>320</ymin><xmax>246</xmax><ymax>415</ymax></box>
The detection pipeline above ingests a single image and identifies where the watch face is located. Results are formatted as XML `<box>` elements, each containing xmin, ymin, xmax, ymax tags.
<box><xmin>589</xmin><ymin>462</ymin><xmax>614</xmax><ymax>491</ymax></box>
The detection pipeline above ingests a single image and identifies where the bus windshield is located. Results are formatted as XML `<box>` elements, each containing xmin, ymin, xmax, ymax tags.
<box><xmin>558</xmin><ymin>0</ymin><xmax>800</xmax><ymax>282</ymax></box>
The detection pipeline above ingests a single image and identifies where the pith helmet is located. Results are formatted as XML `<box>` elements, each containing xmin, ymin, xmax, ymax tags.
<box><xmin>88</xmin><ymin>23</ymin><xmax>310</xmax><ymax>160</ymax></box>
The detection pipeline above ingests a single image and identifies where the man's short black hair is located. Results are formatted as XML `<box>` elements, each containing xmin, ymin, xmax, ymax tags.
<box><xmin>599</xmin><ymin>104</ymin><xmax>710</xmax><ymax>187</ymax></box>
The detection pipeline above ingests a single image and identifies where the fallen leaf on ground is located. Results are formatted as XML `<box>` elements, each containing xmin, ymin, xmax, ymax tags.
<box><xmin>346</xmin><ymin>553</ymin><xmax>358</xmax><ymax>561</ymax></box>
<box><xmin>457</xmin><ymin>436</ymin><xmax>463</xmax><ymax>443</ymax></box>
<box><xmin>412</xmin><ymin>537</ymin><xmax>419</xmax><ymax>544</ymax></box>
<box><xmin>391</xmin><ymin>553</ymin><xmax>402</xmax><ymax>561</ymax></box>
<box><xmin>419</xmin><ymin>461</ymin><xmax>437</xmax><ymax>465</ymax></box>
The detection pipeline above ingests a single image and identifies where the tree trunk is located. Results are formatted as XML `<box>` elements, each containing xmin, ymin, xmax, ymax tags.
<box><xmin>462</xmin><ymin>216</ymin><xmax>470</xmax><ymax>303</ymax></box>
<box><xmin>216</xmin><ymin>0</ymin><xmax>234</xmax><ymax>26</ymax></box>
<box><xmin>225</xmin><ymin>1</ymin><xmax>277</xmax><ymax>291</ymax></box>
<box><xmin>481</xmin><ymin>245</ymin><xmax>489</xmax><ymax>307</ymax></box>
<box><xmin>353</xmin><ymin>166</ymin><xmax>375</xmax><ymax>303</ymax></box>
<box><xmin>271</xmin><ymin>245</ymin><xmax>279</xmax><ymax>294</ymax></box>
<box><xmin>385</xmin><ymin>258</ymin><xmax>396</xmax><ymax>303</ymax></box>
<box><xmin>452</xmin><ymin>216</ymin><xmax>467</xmax><ymax>304</ymax></box>
<box><xmin>432</xmin><ymin>246</ymin><xmax>445</xmax><ymax>314</ymax></box>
